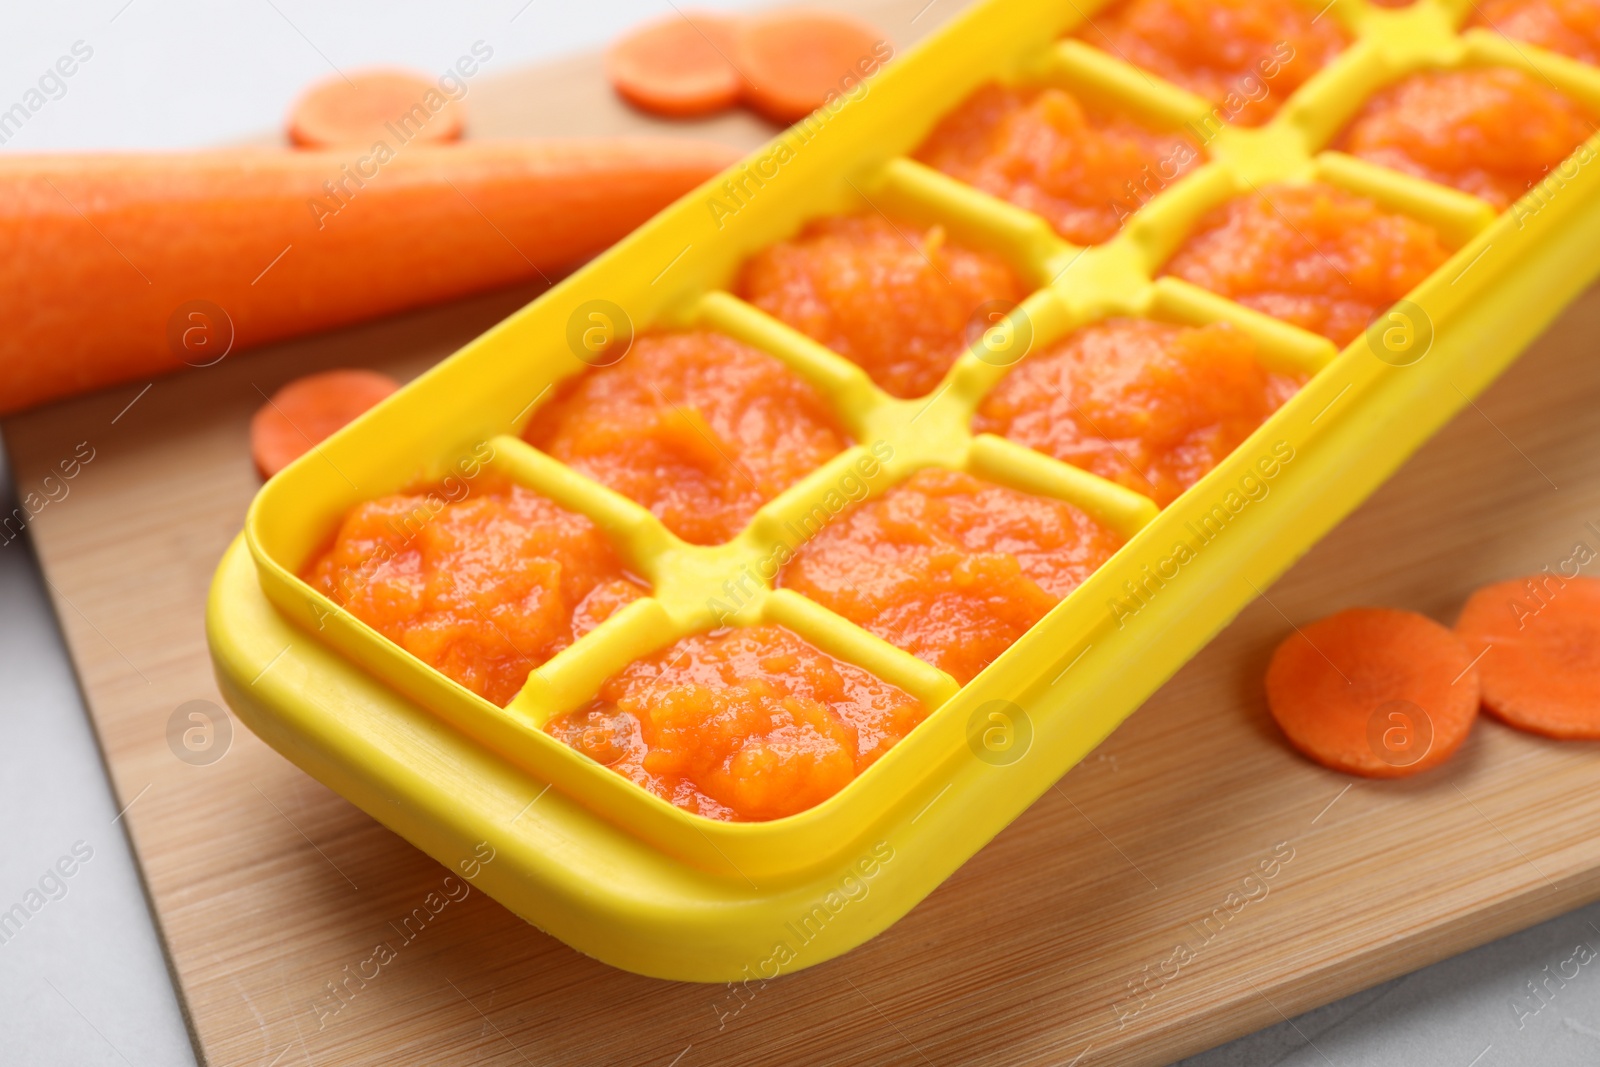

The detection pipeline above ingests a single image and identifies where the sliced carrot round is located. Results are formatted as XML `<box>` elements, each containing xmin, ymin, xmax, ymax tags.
<box><xmin>1264</xmin><ymin>607</ymin><xmax>1479</xmax><ymax>778</ymax></box>
<box><xmin>605</xmin><ymin>12</ymin><xmax>742</xmax><ymax>118</ymax></box>
<box><xmin>733</xmin><ymin>8</ymin><xmax>888</xmax><ymax>124</ymax></box>
<box><xmin>1456</xmin><ymin>576</ymin><xmax>1600</xmax><ymax>740</ymax></box>
<box><xmin>251</xmin><ymin>369</ymin><xmax>400</xmax><ymax>479</ymax></box>
<box><xmin>288</xmin><ymin>69</ymin><xmax>463</xmax><ymax>148</ymax></box>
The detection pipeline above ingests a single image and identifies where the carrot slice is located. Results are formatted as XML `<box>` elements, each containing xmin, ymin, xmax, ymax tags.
<box><xmin>288</xmin><ymin>69</ymin><xmax>464</xmax><ymax>148</ymax></box>
<box><xmin>1264</xmin><ymin>607</ymin><xmax>1479</xmax><ymax>777</ymax></box>
<box><xmin>251</xmin><ymin>369</ymin><xmax>400</xmax><ymax>478</ymax></box>
<box><xmin>1456</xmin><ymin>576</ymin><xmax>1600</xmax><ymax>740</ymax></box>
<box><xmin>733</xmin><ymin>8</ymin><xmax>888</xmax><ymax>124</ymax></box>
<box><xmin>606</xmin><ymin>12</ymin><xmax>742</xmax><ymax>118</ymax></box>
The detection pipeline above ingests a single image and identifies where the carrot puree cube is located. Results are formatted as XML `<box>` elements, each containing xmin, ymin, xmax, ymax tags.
<box><xmin>736</xmin><ymin>213</ymin><xmax>1027</xmax><ymax>399</ymax></box>
<box><xmin>304</xmin><ymin>478</ymin><xmax>648</xmax><ymax>707</ymax></box>
<box><xmin>974</xmin><ymin>318</ymin><xmax>1300</xmax><ymax>507</ymax></box>
<box><xmin>1336</xmin><ymin>67</ymin><xmax>1595</xmax><ymax>210</ymax></box>
<box><xmin>1471</xmin><ymin>0</ymin><xmax>1600</xmax><ymax>67</ymax></box>
<box><xmin>914</xmin><ymin>83</ymin><xmax>1203</xmax><ymax>244</ymax></box>
<box><xmin>779</xmin><ymin>468</ymin><xmax>1123</xmax><ymax>684</ymax></box>
<box><xmin>1161</xmin><ymin>182</ymin><xmax>1450</xmax><ymax>347</ymax></box>
<box><xmin>525</xmin><ymin>330</ymin><xmax>849</xmax><ymax>546</ymax></box>
<box><xmin>1075</xmin><ymin>0</ymin><xmax>1349</xmax><ymax>127</ymax></box>
<box><xmin>545</xmin><ymin>624</ymin><xmax>927</xmax><ymax>821</ymax></box>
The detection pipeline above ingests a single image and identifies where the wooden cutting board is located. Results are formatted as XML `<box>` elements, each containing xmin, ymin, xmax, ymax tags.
<box><xmin>9</xmin><ymin>3</ymin><xmax>1600</xmax><ymax>1064</ymax></box>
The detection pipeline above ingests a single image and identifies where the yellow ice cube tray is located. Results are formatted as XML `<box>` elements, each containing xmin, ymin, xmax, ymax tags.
<box><xmin>209</xmin><ymin>0</ymin><xmax>1600</xmax><ymax>980</ymax></box>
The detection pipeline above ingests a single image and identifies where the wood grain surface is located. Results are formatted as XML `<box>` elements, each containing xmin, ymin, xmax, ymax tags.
<box><xmin>8</xmin><ymin>2</ymin><xmax>1600</xmax><ymax>1063</ymax></box>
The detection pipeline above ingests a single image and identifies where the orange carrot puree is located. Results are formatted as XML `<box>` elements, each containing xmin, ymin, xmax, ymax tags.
<box><xmin>545</xmin><ymin>624</ymin><xmax>927</xmax><ymax>821</ymax></box>
<box><xmin>304</xmin><ymin>477</ymin><xmax>647</xmax><ymax>706</ymax></box>
<box><xmin>1471</xmin><ymin>0</ymin><xmax>1600</xmax><ymax>67</ymax></box>
<box><xmin>974</xmin><ymin>318</ymin><xmax>1300</xmax><ymax>506</ymax></box>
<box><xmin>914</xmin><ymin>83</ymin><xmax>1202</xmax><ymax>244</ymax></box>
<box><xmin>1337</xmin><ymin>67</ymin><xmax>1595</xmax><ymax>210</ymax></box>
<box><xmin>1075</xmin><ymin>0</ymin><xmax>1349</xmax><ymax>127</ymax></box>
<box><xmin>525</xmin><ymin>330</ymin><xmax>849</xmax><ymax>546</ymax></box>
<box><xmin>1162</xmin><ymin>182</ymin><xmax>1450</xmax><ymax>346</ymax></box>
<box><xmin>736</xmin><ymin>213</ymin><xmax>1026</xmax><ymax>398</ymax></box>
<box><xmin>779</xmin><ymin>468</ymin><xmax>1123</xmax><ymax>684</ymax></box>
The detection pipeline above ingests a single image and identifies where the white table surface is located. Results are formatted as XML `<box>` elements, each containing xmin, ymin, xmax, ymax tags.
<box><xmin>3</xmin><ymin>3</ymin><xmax>1598</xmax><ymax>1064</ymax></box>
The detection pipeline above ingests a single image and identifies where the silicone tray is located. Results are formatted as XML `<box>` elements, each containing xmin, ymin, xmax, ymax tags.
<box><xmin>209</xmin><ymin>0</ymin><xmax>1600</xmax><ymax>980</ymax></box>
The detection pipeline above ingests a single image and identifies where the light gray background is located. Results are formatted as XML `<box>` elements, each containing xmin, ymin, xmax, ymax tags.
<box><xmin>3</xmin><ymin>3</ymin><xmax>1598</xmax><ymax>1064</ymax></box>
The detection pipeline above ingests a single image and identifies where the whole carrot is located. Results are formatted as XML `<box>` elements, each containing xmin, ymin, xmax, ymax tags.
<box><xmin>0</xmin><ymin>139</ymin><xmax>737</xmax><ymax>414</ymax></box>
